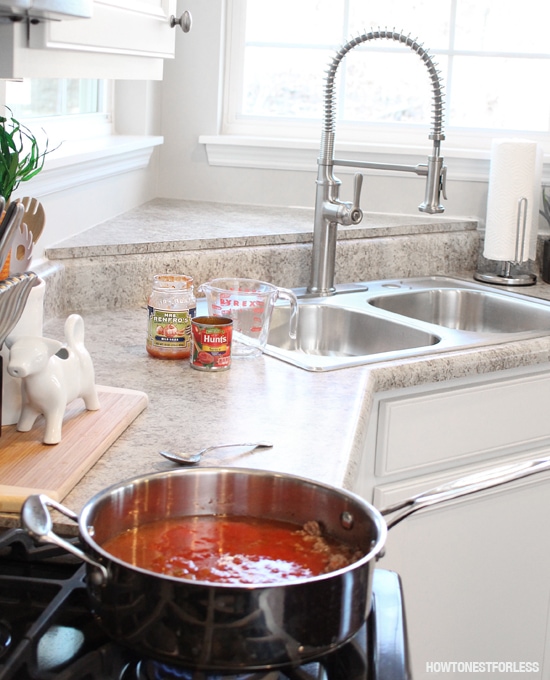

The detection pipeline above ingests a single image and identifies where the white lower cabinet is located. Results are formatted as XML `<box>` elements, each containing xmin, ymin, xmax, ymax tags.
<box><xmin>355</xmin><ymin>364</ymin><xmax>550</xmax><ymax>680</ymax></box>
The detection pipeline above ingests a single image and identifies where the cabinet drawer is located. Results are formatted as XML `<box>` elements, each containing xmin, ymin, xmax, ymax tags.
<box><xmin>372</xmin><ymin>447</ymin><xmax>550</xmax><ymax>510</ymax></box>
<box><xmin>373</xmin><ymin>365</ymin><xmax>550</xmax><ymax>477</ymax></box>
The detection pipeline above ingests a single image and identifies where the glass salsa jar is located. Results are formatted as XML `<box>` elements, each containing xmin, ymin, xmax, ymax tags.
<box><xmin>146</xmin><ymin>274</ymin><xmax>196</xmax><ymax>359</ymax></box>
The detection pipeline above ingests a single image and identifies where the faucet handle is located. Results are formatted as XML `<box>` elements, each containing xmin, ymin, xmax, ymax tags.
<box><xmin>350</xmin><ymin>172</ymin><xmax>363</xmax><ymax>224</ymax></box>
<box><xmin>441</xmin><ymin>165</ymin><xmax>448</xmax><ymax>201</ymax></box>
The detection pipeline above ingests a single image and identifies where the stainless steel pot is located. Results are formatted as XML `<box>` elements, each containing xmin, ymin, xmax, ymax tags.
<box><xmin>20</xmin><ymin>458</ymin><xmax>550</xmax><ymax>672</ymax></box>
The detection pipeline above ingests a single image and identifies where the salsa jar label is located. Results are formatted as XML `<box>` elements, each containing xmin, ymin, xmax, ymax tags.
<box><xmin>146</xmin><ymin>273</ymin><xmax>196</xmax><ymax>360</ymax></box>
<box><xmin>191</xmin><ymin>316</ymin><xmax>233</xmax><ymax>371</ymax></box>
<box><xmin>147</xmin><ymin>307</ymin><xmax>195</xmax><ymax>352</ymax></box>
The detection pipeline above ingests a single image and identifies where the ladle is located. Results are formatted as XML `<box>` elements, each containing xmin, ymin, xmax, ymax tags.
<box><xmin>159</xmin><ymin>441</ymin><xmax>273</xmax><ymax>465</ymax></box>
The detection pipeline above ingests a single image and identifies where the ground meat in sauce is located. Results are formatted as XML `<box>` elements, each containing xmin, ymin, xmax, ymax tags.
<box><xmin>294</xmin><ymin>520</ymin><xmax>363</xmax><ymax>573</ymax></box>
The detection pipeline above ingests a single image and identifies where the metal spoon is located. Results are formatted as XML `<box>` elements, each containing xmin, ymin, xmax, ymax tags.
<box><xmin>159</xmin><ymin>441</ymin><xmax>273</xmax><ymax>465</ymax></box>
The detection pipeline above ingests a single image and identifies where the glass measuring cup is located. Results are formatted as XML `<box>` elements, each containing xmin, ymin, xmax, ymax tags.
<box><xmin>200</xmin><ymin>278</ymin><xmax>298</xmax><ymax>358</ymax></box>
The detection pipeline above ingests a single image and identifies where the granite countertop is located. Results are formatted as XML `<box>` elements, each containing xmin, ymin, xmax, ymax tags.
<box><xmin>5</xmin><ymin>286</ymin><xmax>548</xmax><ymax>534</ymax></box>
<box><xmin>3</xmin><ymin>199</ymin><xmax>550</xmax><ymax>532</ymax></box>
<box><xmin>45</xmin><ymin>199</ymin><xmax>477</xmax><ymax>259</ymax></box>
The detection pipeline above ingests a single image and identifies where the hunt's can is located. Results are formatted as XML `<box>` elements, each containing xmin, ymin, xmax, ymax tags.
<box><xmin>190</xmin><ymin>316</ymin><xmax>233</xmax><ymax>371</ymax></box>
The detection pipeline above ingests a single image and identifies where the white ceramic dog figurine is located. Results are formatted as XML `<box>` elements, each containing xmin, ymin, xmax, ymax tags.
<box><xmin>6</xmin><ymin>314</ymin><xmax>100</xmax><ymax>444</ymax></box>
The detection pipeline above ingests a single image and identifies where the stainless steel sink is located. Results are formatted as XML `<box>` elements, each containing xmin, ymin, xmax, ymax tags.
<box><xmin>267</xmin><ymin>304</ymin><xmax>439</xmax><ymax>357</ymax></box>
<box><xmin>369</xmin><ymin>288</ymin><xmax>550</xmax><ymax>333</ymax></box>
<box><xmin>264</xmin><ymin>276</ymin><xmax>550</xmax><ymax>371</ymax></box>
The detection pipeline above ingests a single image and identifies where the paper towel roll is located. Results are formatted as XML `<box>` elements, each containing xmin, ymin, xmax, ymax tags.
<box><xmin>484</xmin><ymin>139</ymin><xmax>543</xmax><ymax>263</ymax></box>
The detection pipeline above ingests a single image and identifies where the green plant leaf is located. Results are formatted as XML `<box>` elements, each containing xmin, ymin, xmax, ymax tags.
<box><xmin>0</xmin><ymin>107</ymin><xmax>57</xmax><ymax>203</ymax></box>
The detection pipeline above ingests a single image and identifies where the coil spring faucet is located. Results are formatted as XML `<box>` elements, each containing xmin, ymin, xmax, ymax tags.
<box><xmin>308</xmin><ymin>29</ymin><xmax>447</xmax><ymax>296</ymax></box>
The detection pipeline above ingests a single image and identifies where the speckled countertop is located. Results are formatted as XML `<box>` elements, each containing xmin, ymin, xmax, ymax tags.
<box><xmin>28</xmin><ymin>296</ymin><xmax>550</xmax><ymax>536</ymax></box>
<box><xmin>45</xmin><ymin>199</ymin><xmax>478</xmax><ymax>258</ymax></box>
<box><xmin>3</xmin><ymin>199</ymin><xmax>550</xmax><ymax>532</ymax></box>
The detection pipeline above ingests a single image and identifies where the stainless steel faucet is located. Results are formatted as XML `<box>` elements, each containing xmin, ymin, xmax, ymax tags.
<box><xmin>308</xmin><ymin>29</ymin><xmax>447</xmax><ymax>296</ymax></box>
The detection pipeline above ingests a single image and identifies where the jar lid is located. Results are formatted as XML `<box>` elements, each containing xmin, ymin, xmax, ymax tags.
<box><xmin>153</xmin><ymin>274</ymin><xmax>193</xmax><ymax>290</ymax></box>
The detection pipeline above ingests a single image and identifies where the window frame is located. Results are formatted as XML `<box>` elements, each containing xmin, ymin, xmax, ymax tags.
<box><xmin>0</xmin><ymin>79</ymin><xmax>162</xmax><ymax>201</ymax></box>
<box><xmin>201</xmin><ymin>0</ymin><xmax>550</xmax><ymax>182</ymax></box>
<box><xmin>4</xmin><ymin>78</ymin><xmax>113</xmax><ymax>146</ymax></box>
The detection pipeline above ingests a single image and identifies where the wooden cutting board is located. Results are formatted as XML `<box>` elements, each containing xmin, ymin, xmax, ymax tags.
<box><xmin>0</xmin><ymin>385</ymin><xmax>148</xmax><ymax>512</ymax></box>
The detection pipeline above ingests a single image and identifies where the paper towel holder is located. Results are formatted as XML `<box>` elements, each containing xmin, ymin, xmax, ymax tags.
<box><xmin>474</xmin><ymin>197</ymin><xmax>537</xmax><ymax>286</ymax></box>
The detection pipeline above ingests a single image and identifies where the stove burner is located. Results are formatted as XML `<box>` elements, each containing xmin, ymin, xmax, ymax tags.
<box><xmin>0</xmin><ymin>528</ymin><xmax>410</xmax><ymax>680</ymax></box>
<box><xmin>115</xmin><ymin>625</ymin><xmax>369</xmax><ymax>680</ymax></box>
<box><xmin>123</xmin><ymin>660</ymin><xmax>339</xmax><ymax>679</ymax></box>
<box><xmin>128</xmin><ymin>658</ymin><xmax>280</xmax><ymax>679</ymax></box>
<box><xmin>140</xmin><ymin>661</ymin><xmax>268</xmax><ymax>680</ymax></box>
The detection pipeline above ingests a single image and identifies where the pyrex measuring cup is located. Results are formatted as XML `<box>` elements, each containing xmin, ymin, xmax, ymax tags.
<box><xmin>200</xmin><ymin>278</ymin><xmax>298</xmax><ymax>358</ymax></box>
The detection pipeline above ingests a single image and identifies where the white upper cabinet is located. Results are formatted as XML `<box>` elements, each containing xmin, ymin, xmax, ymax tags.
<box><xmin>0</xmin><ymin>0</ymin><xmax>183</xmax><ymax>79</ymax></box>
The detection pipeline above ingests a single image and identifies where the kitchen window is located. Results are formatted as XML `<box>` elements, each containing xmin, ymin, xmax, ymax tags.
<box><xmin>5</xmin><ymin>78</ymin><xmax>111</xmax><ymax>146</ymax></box>
<box><xmin>6</xmin><ymin>79</ymin><xmax>103</xmax><ymax>119</ymax></box>
<box><xmin>205</xmin><ymin>0</ymin><xmax>550</xmax><ymax>175</ymax></box>
<box><xmin>1</xmin><ymin>78</ymin><xmax>161</xmax><ymax>199</ymax></box>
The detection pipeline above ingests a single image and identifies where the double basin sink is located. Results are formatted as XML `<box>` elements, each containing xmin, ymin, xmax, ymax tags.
<box><xmin>264</xmin><ymin>276</ymin><xmax>550</xmax><ymax>371</ymax></box>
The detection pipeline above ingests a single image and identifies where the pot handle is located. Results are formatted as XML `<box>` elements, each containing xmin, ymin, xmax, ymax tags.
<box><xmin>381</xmin><ymin>456</ymin><xmax>550</xmax><ymax>529</ymax></box>
<box><xmin>21</xmin><ymin>494</ymin><xmax>108</xmax><ymax>585</ymax></box>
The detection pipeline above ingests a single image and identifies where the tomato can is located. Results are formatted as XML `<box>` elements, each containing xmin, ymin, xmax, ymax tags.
<box><xmin>190</xmin><ymin>316</ymin><xmax>233</xmax><ymax>371</ymax></box>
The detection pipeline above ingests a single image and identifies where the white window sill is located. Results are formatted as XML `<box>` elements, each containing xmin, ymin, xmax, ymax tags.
<box><xmin>16</xmin><ymin>135</ymin><xmax>163</xmax><ymax>199</ymax></box>
<box><xmin>199</xmin><ymin>134</ymin><xmax>550</xmax><ymax>184</ymax></box>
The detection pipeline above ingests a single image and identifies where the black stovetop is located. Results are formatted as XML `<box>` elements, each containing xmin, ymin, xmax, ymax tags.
<box><xmin>0</xmin><ymin>528</ymin><xmax>410</xmax><ymax>680</ymax></box>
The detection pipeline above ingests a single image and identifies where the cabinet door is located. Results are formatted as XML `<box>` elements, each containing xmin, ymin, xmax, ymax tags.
<box><xmin>376</xmin><ymin>470</ymin><xmax>550</xmax><ymax>679</ymax></box>
<box><xmin>0</xmin><ymin>0</ymin><xmax>178</xmax><ymax>79</ymax></box>
<box><xmin>30</xmin><ymin>0</ymin><xmax>177</xmax><ymax>59</ymax></box>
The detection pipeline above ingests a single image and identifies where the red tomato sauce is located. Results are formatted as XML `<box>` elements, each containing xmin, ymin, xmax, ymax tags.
<box><xmin>101</xmin><ymin>516</ymin><xmax>360</xmax><ymax>584</ymax></box>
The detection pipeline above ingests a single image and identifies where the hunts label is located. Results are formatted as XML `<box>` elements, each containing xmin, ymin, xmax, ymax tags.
<box><xmin>190</xmin><ymin>316</ymin><xmax>233</xmax><ymax>371</ymax></box>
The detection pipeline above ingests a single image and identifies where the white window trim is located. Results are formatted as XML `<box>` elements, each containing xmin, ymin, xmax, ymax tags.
<box><xmin>25</xmin><ymin>134</ymin><xmax>163</xmax><ymax>198</ymax></box>
<box><xmin>199</xmin><ymin>134</ymin><xmax>550</xmax><ymax>185</ymax></box>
